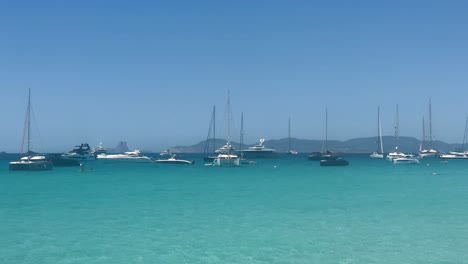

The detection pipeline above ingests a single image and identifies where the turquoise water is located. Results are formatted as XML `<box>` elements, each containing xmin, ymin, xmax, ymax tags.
<box><xmin>1</xmin><ymin>155</ymin><xmax>468</xmax><ymax>263</ymax></box>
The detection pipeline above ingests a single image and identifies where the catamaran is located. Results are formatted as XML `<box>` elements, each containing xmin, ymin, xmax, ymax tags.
<box><xmin>212</xmin><ymin>91</ymin><xmax>240</xmax><ymax>167</ymax></box>
<box><xmin>370</xmin><ymin>107</ymin><xmax>384</xmax><ymax>158</ymax></box>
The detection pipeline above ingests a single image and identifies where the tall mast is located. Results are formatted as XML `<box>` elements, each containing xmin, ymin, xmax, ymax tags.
<box><xmin>227</xmin><ymin>90</ymin><xmax>231</xmax><ymax>155</ymax></box>
<box><xmin>420</xmin><ymin>117</ymin><xmax>426</xmax><ymax>151</ymax></box>
<box><xmin>463</xmin><ymin>116</ymin><xmax>468</xmax><ymax>152</ymax></box>
<box><xmin>378</xmin><ymin>107</ymin><xmax>383</xmax><ymax>154</ymax></box>
<box><xmin>27</xmin><ymin>88</ymin><xmax>31</xmax><ymax>155</ymax></box>
<box><xmin>429</xmin><ymin>98</ymin><xmax>433</xmax><ymax>149</ymax></box>
<box><xmin>213</xmin><ymin>105</ymin><xmax>216</xmax><ymax>153</ymax></box>
<box><xmin>325</xmin><ymin>108</ymin><xmax>328</xmax><ymax>152</ymax></box>
<box><xmin>395</xmin><ymin>104</ymin><xmax>399</xmax><ymax>151</ymax></box>
<box><xmin>288</xmin><ymin>117</ymin><xmax>291</xmax><ymax>153</ymax></box>
<box><xmin>240</xmin><ymin>112</ymin><xmax>244</xmax><ymax>156</ymax></box>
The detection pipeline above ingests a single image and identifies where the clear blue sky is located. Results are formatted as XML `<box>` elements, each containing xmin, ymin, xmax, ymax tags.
<box><xmin>1</xmin><ymin>1</ymin><xmax>468</xmax><ymax>152</ymax></box>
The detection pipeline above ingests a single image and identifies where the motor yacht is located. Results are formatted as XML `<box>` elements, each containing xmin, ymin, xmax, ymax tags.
<box><xmin>96</xmin><ymin>150</ymin><xmax>152</xmax><ymax>163</ymax></box>
<box><xmin>61</xmin><ymin>143</ymin><xmax>96</xmax><ymax>161</ymax></box>
<box><xmin>239</xmin><ymin>139</ymin><xmax>279</xmax><ymax>158</ymax></box>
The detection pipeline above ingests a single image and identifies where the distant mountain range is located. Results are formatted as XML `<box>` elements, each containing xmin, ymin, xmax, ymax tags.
<box><xmin>170</xmin><ymin>136</ymin><xmax>464</xmax><ymax>154</ymax></box>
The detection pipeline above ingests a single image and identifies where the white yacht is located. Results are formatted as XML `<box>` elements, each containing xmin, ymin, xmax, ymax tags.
<box><xmin>370</xmin><ymin>107</ymin><xmax>384</xmax><ymax>159</ymax></box>
<box><xmin>96</xmin><ymin>150</ymin><xmax>152</xmax><ymax>163</ymax></box>
<box><xmin>240</xmin><ymin>139</ymin><xmax>279</xmax><ymax>158</ymax></box>
<box><xmin>61</xmin><ymin>143</ymin><xmax>96</xmax><ymax>161</ymax></box>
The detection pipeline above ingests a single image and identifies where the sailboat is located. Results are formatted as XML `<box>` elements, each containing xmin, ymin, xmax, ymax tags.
<box><xmin>419</xmin><ymin>98</ymin><xmax>438</xmax><ymax>158</ymax></box>
<box><xmin>440</xmin><ymin>116</ymin><xmax>468</xmax><ymax>159</ymax></box>
<box><xmin>212</xmin><ymin>91</ymin><xmax>240</xmax><ymax>167</ymax></box>
<box><xmin>9</xmin><ymin>89</ymin><xmax>53</xmax><ymax>171</ymax></box>
<box><xmin>203</xmin><ymin>106</ymin><xmax>218</xmax><ymax>162</ymax></box>
<box><xmin>308</xmin><ymin>108</ymin><xmax>333</xmax><ymax>161</ymax></box>
<box><xmin>370</xmin><ymin>107</ymin><xmax>384</xmax><ymax>158</ymax></box>
<box><xmin>386</xmin><ymin>105</ymin><xmax>419</xmax><ymax>164</ymax></box>
<box><xmin>316</xmin><ymin>108</ymin><xmax>349</xmax><ymax>166</ymax></box>
<box><xmin>287</xmin><ymin>117</ymin><xmax>298</xmax><ymax>155</ymax></box>
<box><xmin>386</xmin><ymin>104</ymin><xmax>406</xmax><ymax>161</ymax></box>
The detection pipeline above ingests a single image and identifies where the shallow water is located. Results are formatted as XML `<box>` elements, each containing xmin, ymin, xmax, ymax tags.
<box><xmin>1</xmin><ymin>154</ymin><xmax>467</xmax><ymax>263</ymax></box>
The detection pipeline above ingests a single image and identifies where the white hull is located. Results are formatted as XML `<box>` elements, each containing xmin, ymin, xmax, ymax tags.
<box><xmin>419</xmin><ymin>150</ymin><xmax>438</xmax><ymax>158</ymax></box>
<box><xmin>155</xmin><ymin>156</ymin><xmax>194</xmax><ymax>165</ymax></box>
<box><xmin>393</xmin><ymin>157</ymin><xmax>420</xmax><ymax>164</ymax></box>
<box><xmin>97</xmin><ymin>156</ymin><xmax>152</xmax><ymax>163</ymax></box>
<box><xmin>370</xmin><ymin>152</ymin><xmax>384</xmax><ymax>159</ymax></box>
<box><xmin>213</xmin><ymin>154</ymin><xmax>240</xmax><ymax>167</ymax></box>
<box><xmin>439</xmin><ymin>153</ymin><xmax>468</xmax><ymax>159</ymax></box>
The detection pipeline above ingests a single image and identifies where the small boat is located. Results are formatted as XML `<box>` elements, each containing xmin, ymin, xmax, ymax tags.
<box><xmin>393</xmin><ymin>155</ymin><xmax>420</xmax><ymax>164</ymax></box>
<box><xmin>320</xmin><ymin>156</ymin><xmax>349</xmax><ymax>166</ymax></box>
<box><xmin>9</xmin><ymin>89</ymin><xmax>52</xmax><ymax>171</ymax></box>
<box><xmin>61</xmin><ymin>143</ymin><xmax>96</xmax><ymax>161</ymax></box>
<box><xmin>370</xmin><ymin>107</ymin><xmax>384</xmax><ymax>159</ymax></box>
<box><xmin>96</xmin><ymin>150</ymin><xmax>153</xmax><ymax>163</ymax></box>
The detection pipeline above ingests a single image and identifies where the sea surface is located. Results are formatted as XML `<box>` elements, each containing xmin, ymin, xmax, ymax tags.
<box><xmin>1</xmin><ymin>154</ymin><xmax>468</xmax><ymax>263</ymax></box>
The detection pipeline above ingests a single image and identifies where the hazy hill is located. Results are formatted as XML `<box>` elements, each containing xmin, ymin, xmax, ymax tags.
<box><xmin>170</xmin><ymin>136</ymin><xmax>463</xmax><ymax>154</ymax></box>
